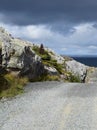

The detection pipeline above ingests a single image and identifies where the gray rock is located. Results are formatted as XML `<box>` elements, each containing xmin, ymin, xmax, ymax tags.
<box><xmin>1</xmin><ymin>27</ymin><xmax>96</xmax><ymax>83</ymax></box>
<box><xmin>0</xmin><ymin>28</ymin><xmax>45</xmax><ymax>80</ymax></box>
<box><xmin>19</xmin><ymin>46</ymin><xmax>45</xmax><ymax>79</ymax></box>
<box><xmin>0</xmin><ymin>27</ymin><xmax>65</xmax><ymax>80</ymax></box>
<box><xmin>66</xmin><ymin>60</ymin><xmax>87</xmax><ymax>81</ymax></box>
<box><xmin>44</xmin><ymin>66</ymin><xmax>58</xmax><ymax>75</ymax></box>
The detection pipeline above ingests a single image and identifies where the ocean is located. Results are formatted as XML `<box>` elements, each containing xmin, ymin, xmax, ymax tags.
<box><xmin>72</xmin><ymin>57</ymin><xmax>97</xmax><ymax>67</ymax></box>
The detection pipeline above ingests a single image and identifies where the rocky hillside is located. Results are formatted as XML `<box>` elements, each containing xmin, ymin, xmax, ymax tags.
<box><xmin>0</xmin><ymin>27</ymin><xmax>97</xmax><ymax>83</ymax></box>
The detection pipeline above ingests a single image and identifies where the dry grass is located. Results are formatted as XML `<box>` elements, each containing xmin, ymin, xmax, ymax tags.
<box><xmin>30</xmin><ymin>74</ymin><xmax>60</xmax><ymax>82</ymax></box>
<box><xmin>0</xmin><ymin>73</ymin><xmax>28</xmax><ymax>98</ymax></box>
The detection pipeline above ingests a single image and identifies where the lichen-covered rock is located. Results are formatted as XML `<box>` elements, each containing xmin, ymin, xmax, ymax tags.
<box><xmin>65</xmin><ymin>60</ymin><xmax>87</xmax><ymax>82</ymax></box>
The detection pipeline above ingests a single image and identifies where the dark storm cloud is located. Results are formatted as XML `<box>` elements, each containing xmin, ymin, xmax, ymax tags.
<box><xmin>0</xmin><ymin>0</ymin><xmax>97</xmax><ymax>25</ymax></box>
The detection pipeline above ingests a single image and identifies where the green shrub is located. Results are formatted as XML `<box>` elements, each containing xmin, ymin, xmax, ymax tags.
<box><xmin>41</xmin><ymin>54</ymin><xmax>51</xmax><ymax>60</ymax></box>
<box><xmin>53</xmin><ymin>63</ymin><xmax>63</xmax><ymax>74</ymax></box>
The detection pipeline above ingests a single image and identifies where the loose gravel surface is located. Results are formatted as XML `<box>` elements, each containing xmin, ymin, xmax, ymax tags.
<box><xmin>0</xmin><ymin>81</ymin><xmax>97</xmax><ymax>130</ymax></box>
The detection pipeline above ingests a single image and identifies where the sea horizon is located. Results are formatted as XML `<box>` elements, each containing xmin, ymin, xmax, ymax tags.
<box><xmin>71</xmin><ymin>56</ymin><xmax>97</xmax><ymax>67</ymax></box>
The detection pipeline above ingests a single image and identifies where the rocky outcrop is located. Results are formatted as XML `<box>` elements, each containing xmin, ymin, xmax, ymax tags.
<box><xmin>65</xmin><ymin>60</ymin><xmax>87</xmax><ymax>82</ymax></box>
<box><xmin>0</xmin><ymin>27</ymin><xmax>96</xmax><ymax>83</ymax></box>
<box><xmin>0</xmin><ymin>27</ymin><xmax>46</xmax><ymax>80</ymax></box>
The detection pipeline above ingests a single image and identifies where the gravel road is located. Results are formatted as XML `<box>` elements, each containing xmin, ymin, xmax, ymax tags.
<box><xmin>0</xmin><ymin>81</ymin><xmax>97</xmax><ymax>130</ymax></box>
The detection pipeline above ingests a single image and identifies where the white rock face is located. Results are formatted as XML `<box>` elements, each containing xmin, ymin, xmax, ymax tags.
<box><xmin>44</xmin><ymin>66</ymin><xmax>58</xmax><ymax>75</ymax></box>
<box><xmin>66</xmin><ymin>60</ymin><xmax>87</xmax><ymax>81</ymax></box>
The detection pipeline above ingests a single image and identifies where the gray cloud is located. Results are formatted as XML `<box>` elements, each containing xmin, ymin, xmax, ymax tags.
<box><xmin>0</xmin><ymin>0</ymin><xmax>97</xmax><ymax>56</ymax></box>
<box><xmin>1</xmin><ymin>22</ymin><xmax>97</xmax><ymax>56</ymax></box>
<box><xmin>0</xmin><ymin>0</ymin><xmax>97</xmax><ymax>25</ymax></box>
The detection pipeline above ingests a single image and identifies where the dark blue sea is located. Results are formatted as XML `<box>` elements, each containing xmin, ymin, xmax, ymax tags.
<box><xmin>72</xmin><ymin>57</ymin><xmax>97</xmax><ymax>67</ymax></box>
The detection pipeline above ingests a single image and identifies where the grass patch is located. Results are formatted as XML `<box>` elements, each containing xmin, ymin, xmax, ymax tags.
<box><xmin>0</xmin><ymin>73</ymin><xmax>28</xmax><ymax>98</ymax></box>
<box><xmin>30</xmin><ymin>73</ymin><xmax>60</xmax><ymax>82</ymax></box>
<box><xmin>66</xmin><ymin>72</ymin><xmax>81</xmax><ymax>82</ymax></box>
<box><xmin>43</xmin><ymin>60</ymin><xmax>64</xmax><ymax>74</ymax></box>
<box><xmin>32</xmin><ymin>45</ymin><xmax>51</xmax><ymax>60</ymax></box>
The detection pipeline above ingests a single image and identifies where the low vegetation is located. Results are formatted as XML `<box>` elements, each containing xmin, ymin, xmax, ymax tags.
<box><xmin>30</xmin><ymin>74</ymin><xmax>60</xmax><ymax>82</ymax></box>
<box><xmin>66</xmin><ymin>72</ymin><xmax>81</xmax><ymax>82</ymax></box>
<box><xmin>32</xmin><ymin>45</ymin><xmax>51</xmax><ymax>60</ymax></box>
<box><xmin>32</xmin><ymin>45</ymin><xmax>81</xmax><ymax>83</ymax></box>
<box><xmin>0</xmin><ymin>73</ymin><xmax>28</xmax><ymax>98</ymax></box>
<box><xmin>32</xmin><ymin>45</ymin><xmax>64</xmax><ymax>74</ymax></box>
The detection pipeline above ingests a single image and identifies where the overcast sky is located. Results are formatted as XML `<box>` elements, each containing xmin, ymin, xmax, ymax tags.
<box><xmin>0</xmin><ymin>0</ymin><xmax>97</xmax><ymax>56</ymax></box>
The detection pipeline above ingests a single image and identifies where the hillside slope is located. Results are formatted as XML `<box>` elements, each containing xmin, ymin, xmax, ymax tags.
<box><xmin>0</xmin><ymin>27</ymin><xmax>95</xmax><ymax>83</ymax></box>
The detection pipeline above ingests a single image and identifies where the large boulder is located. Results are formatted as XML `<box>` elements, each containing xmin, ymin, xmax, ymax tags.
<box><xmin>65</xmin><ymin>60</ymin><xmax>87</xmax><ymax>82</ymax></box>
<box><xmin>19</xmin><ymin>46</ymin><xmax>45</xmax><ymax>79</ymax></box>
